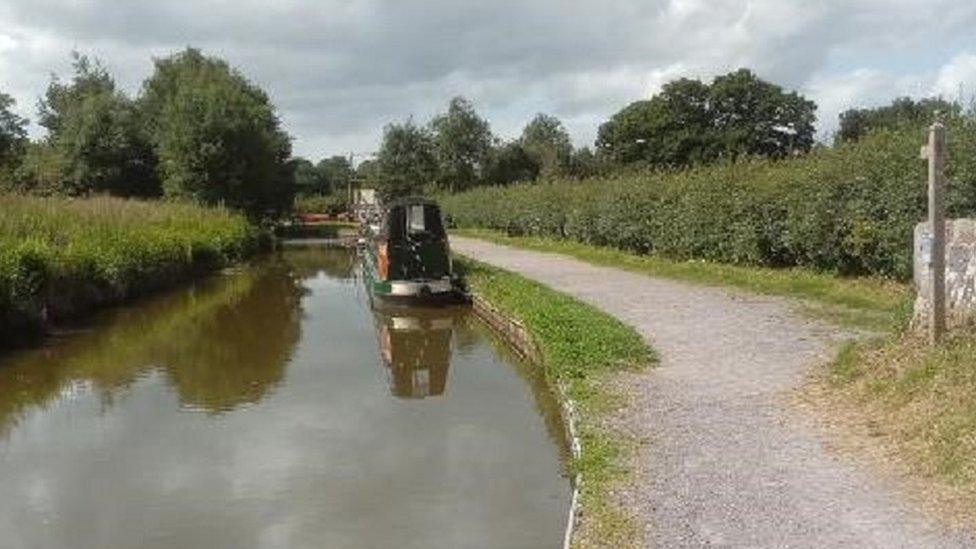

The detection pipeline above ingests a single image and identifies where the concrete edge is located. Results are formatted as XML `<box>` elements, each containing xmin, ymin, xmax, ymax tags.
<box><xmin>470</xmin><ymin>294</ymin><xmax>582</xmax><ymax>549</ymax></box>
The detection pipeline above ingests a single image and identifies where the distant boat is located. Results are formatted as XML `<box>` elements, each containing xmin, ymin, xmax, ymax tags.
<box><xmin>360</xmin><ymin>197</ymin><xmax>464</xmax><ymax>305</ymax></box>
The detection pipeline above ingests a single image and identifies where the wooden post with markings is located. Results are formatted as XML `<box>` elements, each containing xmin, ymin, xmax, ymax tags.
<box><xmin>920</xmin><ymin>122</ymin><xmax>947</xmax><ymax>345</ymax></box>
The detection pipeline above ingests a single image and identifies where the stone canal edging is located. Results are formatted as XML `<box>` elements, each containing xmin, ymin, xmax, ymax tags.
<box><xmin>470</xmin><ymin>294</ymin><xmax>582</xmax><ymax>549</ymax></box>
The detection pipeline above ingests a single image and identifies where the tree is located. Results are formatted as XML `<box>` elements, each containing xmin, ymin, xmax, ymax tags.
<box><xmin>430</xmin><ymin>96</ymin><xmax>493</xmax><ymax>192</ymax></box>
<box><xmin>836</xmin><ymin>97</ymin><xmax>959</xmax><ymax>143</ymax></box>
<box><xmin>356</xmin><ymin>158</ymin><xmax>382</xmax><ymax>191</ymax></box>
<box><xmin>520</xmin><ymin>113</ymin><xmax>572</xmax><ymax>179</ymax></box>
<box><xmin>709</xmin><ymin>69</ymin><xmax>816</xmax><ymax>158</ymax></box>
<box><xmin>36</xmin><ymin>53</ymin><xmax>158</xmax><ymax>196</ymax></box>
<box><xmin>486</xmin><ymin>141</ymin><xmax>538</xmax><ymax>185</ymax></box>
<box><xmin>140</xmin><ymin>48</ymin><xmax>294</xmax><ymax>216</ymax></box>
<box><xmin>317</xmin><ymin>155</ymin><xmax>353</xmax><ymax>194</ymax></box>
<box><xmin>597</xmin><ymin>69</ymin><xmax>816</xmax><ymax>167</ymax></box>
<box><xmin>568</xmin><ymin>147</ymin><xmax>603</xmax><ymax>179</ymax></box>
<box><xmin>0</xmin><ymin>91</ymin><xmax>28</xmax><ymax>184</ymax></box>
<box><xmin>376</xmin><ymin>120</ymin><xmax>437</xmax><ymax>200</ymax></box>
<box><xmin>291</xmin><ymin>157</ymin><xmax>327</xmax><ymax>195</ymax></box>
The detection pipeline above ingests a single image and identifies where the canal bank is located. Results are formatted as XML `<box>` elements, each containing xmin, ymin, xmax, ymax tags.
<box><xmin>455</xmin><ymin>257</ymin><xmax>654</xmax><ymax>548</ymax></box>
<box><xmin>0</xmin><ymin>243</ymin><xmax>572</xmax><ymax>549</ymax></box>
<box><xmin>0</xmin><ymin>196</ymin><xmax>265</xmax><ymax>349</ymax></box>
<box><xmin>451</xmin><ymin>236</ymin><xmax>976</xmax><ymax>548</ymax></box>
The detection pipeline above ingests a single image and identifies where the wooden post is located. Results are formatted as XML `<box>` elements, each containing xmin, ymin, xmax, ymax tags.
<box><xmin>921</xmin><ymin>122</ymin><xmax>947</xmax><ymax>344</ymax></box>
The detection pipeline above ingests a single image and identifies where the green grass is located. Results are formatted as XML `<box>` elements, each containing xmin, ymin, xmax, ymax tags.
<box><xmin>0</xmin><ymin>194</ymin><xmax>261</xmax><ymax>345</ymax></box>
<box><xmin>826</xmin><ymin>332</ymin><xmax>976</xmax><ymax>503</ymax></box>
<box><xmin>456</xmin><ymin>257</ymin><xmax>654</xmax><ymax>547</ymax></box>
<box><xmin>454</xmin><ymin>228</ymin><xmax>912</xmax><ymax>332</ymax></box>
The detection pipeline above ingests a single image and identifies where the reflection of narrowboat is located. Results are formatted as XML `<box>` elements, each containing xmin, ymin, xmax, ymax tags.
<box><xmin>374</xmin><ymin>307</ymin><xmax>459</xmax><ymax>398</ymax></box>
<box><xmin>361</xmin><ymin>197</ymin><xmax>464</xmax><ymax>304</ymax></box>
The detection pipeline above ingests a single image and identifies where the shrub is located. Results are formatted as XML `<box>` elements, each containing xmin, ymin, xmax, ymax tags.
<box><xmin>442</xmin><ymin>121</ymin><xmax>976</xmax><ymax>280</ymax></box>
<box><xmin>293</xmin><ymin>194</ymin><xmax>348</xmax><ymax>215</ymax></box>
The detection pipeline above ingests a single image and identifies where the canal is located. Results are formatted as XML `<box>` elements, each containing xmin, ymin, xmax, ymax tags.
<box><xmin>0</xmin><ymin>244</ymin><xmax>571</xmax><ymax>549</ymax></box>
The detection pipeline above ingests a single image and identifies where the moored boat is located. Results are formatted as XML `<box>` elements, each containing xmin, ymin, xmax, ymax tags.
<box><xmin>360</xmin><ymin>197</ymin><xmax>465</xmax><ymax>305</ymax></box>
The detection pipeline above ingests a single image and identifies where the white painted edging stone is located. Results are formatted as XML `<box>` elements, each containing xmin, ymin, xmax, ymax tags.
<box><xmin>470</xmin><ymin>295</ymin><xmax>582</xmax><ymax>549</ymax></box>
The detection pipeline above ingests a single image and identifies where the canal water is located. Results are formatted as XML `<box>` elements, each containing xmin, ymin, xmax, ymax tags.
<box><xmin>0</xmin><ymin>244</ymin><xmax>570</xmax><ymax>549</ymax></box>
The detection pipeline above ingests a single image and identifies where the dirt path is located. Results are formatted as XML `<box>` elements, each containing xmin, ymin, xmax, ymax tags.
<box><xmin>451</xmin><ymin>237</ymin><xmax>975</xmax><ymax>548</ymax></box>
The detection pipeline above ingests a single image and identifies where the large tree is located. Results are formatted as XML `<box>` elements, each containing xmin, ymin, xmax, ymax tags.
<box><xmin>36</xmin><ymin>53</ymin><xmax>157</xmax><ymax>196</ymax></box>
<box><xmin>140</xmin><ymin>48</ymin><xmax>294</xmax><ymax>216</ymax></box>
<box><xmin>597</xmin><ymin>69</ymin><xmax>816</xmax><ymax>167</ymax></box>
<box><xmin>836</xmin><ymin>97</ymin><xmax>959</xmax><ymax>144</ymax></box>
<box><xmin>376</xmin><ymin>120</ymin><xmax>437</xmax><ymax>200</ymax></box>
<box><xmin>317</xmin><ymin>155</ymin><xmax>353</xmax><ymax>195</ymax></box>
<box><xmin>520</xmin><ymin>113</ymin><xmax>572</xmax><ymax>179</ymax></box>
<box><xmin>0</xmin><ymin>91</ymin><xmax>28</xmax><ymax>183</ymax></box>
<box><xmin>430</xmin><ymin>96</ymin><xmax>493</xmax><ymax>192</ymax></box>
<box><xmin>291</xmin><ymin>157</ymin><xmax>327</xmax><ymax>195</ymax></box>
<box><xmin>709</xmin><ymin>69</ymin><xmax>816</xmax><ymax>158</ymax></box>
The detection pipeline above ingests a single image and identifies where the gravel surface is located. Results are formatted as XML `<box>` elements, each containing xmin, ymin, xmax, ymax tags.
<box><xmin>452</xmin><ymin>237</ymin><xmax>976</xmax><ymax>549</ymax></box>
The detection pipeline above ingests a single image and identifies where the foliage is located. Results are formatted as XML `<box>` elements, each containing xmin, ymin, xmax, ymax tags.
<box><xmin>293</xmin><ymin>193</ymin><xmax>348</xmax><ymax>215</ymax></box>
<box><xmin>837</xmin><ymin>96</ymin><xmax>961</xmax><ymax>144</ymax></box>
<box><xmin>317</xmin><ymin>155</ymin><xmax>353</xmax><ymax>193</ymax></box>
<box><xmin>375</xmin><ymin>119</ymin><xmax>437</xmax><ymax>200</ymax></box>
<box><xmin>140</xmin><ymin>48</ymin><xmax>294</xmax><ymax>216</ymax></box>
<box><xmin>456</xmin><ymin>257</ymin><xmax>652</xmax><ymax>546</ymax></box>
<box><xmin>0</xmin><ymin>91</ymin><xmax>28</xmax><ymax>184</ymax></box>
<box><xmin>597</xmin><ymin>69</ymin><xmax>816</xmax><ymax>167</ymax></box>
<box><xmin>430</xmin><ymin>96</ymin><xmax>494</xmax><ymax>192</ymax></box>
<box><xmin>444</xmin><ymin>119</ymin><xmax>976</xmax><ymax>281</ymax></box>
<box><xmin>567</xmin><ymin>146</ymin><xmax>604</xmax><ymax>179</ymax></box>
<box><xmin>291</xmin><ymin>157</ymin><xmax>328</xmax><ymax>195</ymax></box>
<box><xmin>355</xmin><ymin>158</ymin><xmax>381</xmax><ymax>189</ymax></box>
<box><xmin>32</xmin><ymin>53</ymin><xmax>158</xmax><ymax>196</ymax></box>
<box><xmin>0</xmin><ymin>194</ymin><xmax>260</xmax><ymax>344</ymax></box>
<box><xmin>485</xmin><ymin>140</ymin><xmax>539</xmax><ymax>185</ymax></box>
<box><xmin>520</xmin><ymin>113</ymin><xmax>572</xmax><ymax>179</ymax></box>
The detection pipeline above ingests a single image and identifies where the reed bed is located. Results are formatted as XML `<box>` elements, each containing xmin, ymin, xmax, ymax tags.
<box><xmin>0</xmin><ymin>194</ymin><xmax>260</xmax><ymax>345</ymax></box>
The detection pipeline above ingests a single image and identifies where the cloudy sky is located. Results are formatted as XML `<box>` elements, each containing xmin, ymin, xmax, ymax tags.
<box><xmin>1</xmin><ymin>0</ymin><xmax>975</xmax><ymax>160</ymax></box>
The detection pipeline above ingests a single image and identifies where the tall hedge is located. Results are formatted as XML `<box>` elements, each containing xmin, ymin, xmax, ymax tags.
<box><xmin>442</xmin><ymin>122</ymin><xmax>976</xmax><ymax>280</ymax></box>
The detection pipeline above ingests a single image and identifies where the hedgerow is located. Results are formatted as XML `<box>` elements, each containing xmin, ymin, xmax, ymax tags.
<box><xmin>442</xmin><ymin>122</ymin><xmax>976</xmax><ymax>280</ymax></box>
<box><xmin>0</xmin><ymin>195</ymin><xmax>261</xmax><ymax>344</ymax></box>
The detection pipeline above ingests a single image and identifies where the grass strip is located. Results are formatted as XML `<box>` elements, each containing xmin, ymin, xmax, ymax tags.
<box><xmin>824</xmin><ymin>332</ymin><xmax>976</xmax><ymax>513</ymax></box>
<box><xmin>456</xmin><ymin>257</ymin><xmax>654</xmax><ymax>548</ymax></box>
<box><xmin>454</xmin><ymin>228</ymin><xmax>912</xmax><ymax>333</ymax></box>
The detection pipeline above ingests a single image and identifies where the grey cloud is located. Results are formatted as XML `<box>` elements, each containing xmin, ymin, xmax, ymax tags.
<box><xmin>2</xmin><ymin>0</ymin><xmax>976</xmax><ymax>157</ymax></box>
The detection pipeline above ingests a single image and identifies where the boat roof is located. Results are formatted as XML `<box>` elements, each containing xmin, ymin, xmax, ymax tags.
<box><xmin>385</xmin><ymin>196</ymin><xmax>440</xmax><ymax>209</ymax></box>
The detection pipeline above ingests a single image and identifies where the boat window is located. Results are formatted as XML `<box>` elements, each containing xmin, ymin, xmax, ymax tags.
<box><xmin>386</xmin><ymin>207</ymin><xmax>406</xmax><ymax>241</ymax></box>
<box><xmin>408</xmin><ymin>204</ymin><xmax>426</xmax><ymax>233</ymax></box>
<box><xmin>424</xmin><ymin>205</ymin><xmax>445</xmax><ymax>236</ymax></box>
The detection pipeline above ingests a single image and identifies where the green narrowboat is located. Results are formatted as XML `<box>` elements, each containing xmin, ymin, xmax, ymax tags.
<box><xmin>360</xmin><ymin>197</ymin><xmax>464</xmax><ymax>305</ymax></box>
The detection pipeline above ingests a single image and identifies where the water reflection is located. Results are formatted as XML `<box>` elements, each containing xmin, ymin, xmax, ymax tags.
<box><xmin>0</xmin><ymin>258</ymin><xmax>304</xmax><ymax>435</ymax></box>
<box><xmin>373</xmin><ymin>307</ymin><xmax>464</xmax><ymax>398</ymax></box>
<box><xmin>0</xmin><ymin>245</ymin><xmax>571</xmax><ymax>549</ymax></box>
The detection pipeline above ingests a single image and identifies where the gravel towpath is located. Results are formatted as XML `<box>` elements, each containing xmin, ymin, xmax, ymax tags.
<box><xmin>451</xmin><ymin>236</ymin><xmax>975</xmax><ymax>549</ymax></box>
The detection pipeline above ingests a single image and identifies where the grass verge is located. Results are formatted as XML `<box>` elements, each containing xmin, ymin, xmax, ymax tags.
<box><xmin>0</xmin><ymin>194</ymin><xmax>263</xmax><ymax>347</ymax></box>
<box><xmin>820</xmin><ymin>332</ymin><xmax>976</xmax><ymax>516</ymax></box>
<box><xmin>454</xmin><ymin>228</ymin><xmax>912</xmax><ymax>332</ymax></box>
<box><xmin>456</xmin><ymin>257</ymin><xmax>654</xmax><ymax>548</ymax></box>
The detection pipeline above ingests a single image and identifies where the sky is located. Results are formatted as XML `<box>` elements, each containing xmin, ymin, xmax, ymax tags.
<box><xmin>1</xmin><ymin>0</ymin><xmax>975</xmax><ymax>160</ymax></box>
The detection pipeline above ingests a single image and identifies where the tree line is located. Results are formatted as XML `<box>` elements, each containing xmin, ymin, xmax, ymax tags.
<box><xmin>0</xmin><ymin>49</ymin><xmax>293</xmax><ymax>216</ymax></box>
<box><xmin>368</xmin><ymin>69</ymin><xmax>961</xmax><ymax>201</ymax></box>
<box><xmin>2</xmin><ymin>55</ymin><xmax>960</xmax><ymax>212</ymax></box>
